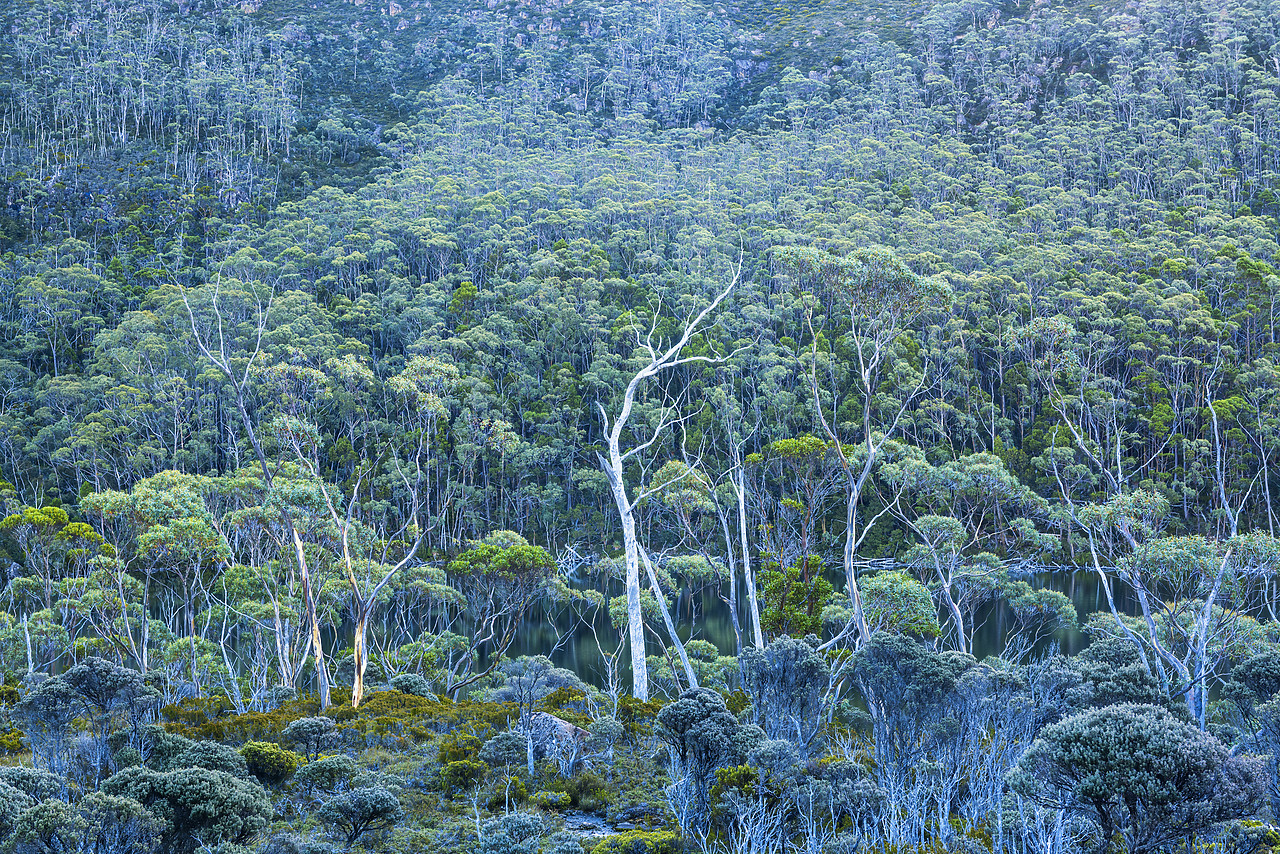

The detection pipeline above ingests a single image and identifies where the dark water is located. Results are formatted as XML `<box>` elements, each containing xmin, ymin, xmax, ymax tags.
<box><xmin>509</xmin><ymin>567</ymin><xmax>1134</xmax><ymax>687</ymax></box>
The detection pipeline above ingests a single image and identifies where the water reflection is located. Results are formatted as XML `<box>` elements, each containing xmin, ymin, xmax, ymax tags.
<box><xmin>507</xmin><ymin>568</ymin><xmax>1138</xmax><ymax>686</ymax></box>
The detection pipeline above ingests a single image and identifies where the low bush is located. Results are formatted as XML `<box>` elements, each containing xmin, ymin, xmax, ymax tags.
<box><xmin>533</xmin><ymin>790</ymin><xmax>571</xmax><ymax>809</ymax></box>
<box><xmin>485</xmin><ymin>775</ymin><xmax>529</xmax><ymax>810</ymax></box>
<box><xmin>389</xmin><ymin>673</ymin><xmax>432</xmax><ymax>697</ymax></box>
<box><xmin>616</xmin><ymin>697</ymin><xmax>663</xmax><ymax>735</ymax></box>
<box><xmin>562</xmin><ymin>771</ymin><xmax>609</xmax><ymax>808</ymax></box>
<box><xmin>440</xmin><ymin>759</ymin><xmax>487</xmax><ymax>793</ymax></box>
<box><xmin>241</xmin><ymin>741</ymin><xmax>302</xmax><ymax>784</ymax></box>
<box><xmin>294</xmin><ymin>754</ymin><xmax>357</xmax><ymax>794</ymax></box>
<box><xmin>591</xmin><ymin>830</ymin><xmax>683</xmax><ymax>854</ymax></box>
<box><xmin>437</xmin><ymin>729</ymin><xmax>485</xmax><ymax>763</ymax></box>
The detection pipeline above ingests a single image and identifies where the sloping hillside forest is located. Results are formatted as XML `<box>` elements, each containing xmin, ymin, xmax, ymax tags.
<box><xmin>6</xmin><ymin>0</ymin><xmax>1280</xmax><ymax>851</ymax></box>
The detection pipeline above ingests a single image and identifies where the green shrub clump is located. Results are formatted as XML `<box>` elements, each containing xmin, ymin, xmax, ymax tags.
<box><xmin>591</xmin><ymin>831</ymin><xmax>683</xmax><ymax>854</ymax></box>
<box><xmin>533</xmin><ymin>790</ymin><xmax>571</xmax><ymax>809</ymax></box>
<box><xmin>438</xmin><ymin>730</ymin><xmax>485</xmax><ymax>763</ymax></box>
<box><xmin>240</xmin><ymin>741</ymin><xmax>302</xmax><ymax>784</ymax></box>
<box><xmin>440</xmin><ymin>759</ymin><xmax>488</xmax><ymax>792</ymax></box>
<box><xmin>569</xmin><ymin>771</ymin><xmax>609</xmax><ymax>808</ymax></box>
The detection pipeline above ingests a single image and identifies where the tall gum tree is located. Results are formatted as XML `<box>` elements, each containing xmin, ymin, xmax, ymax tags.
<box><xmin>268</xmin><ymin>353</ymin><xmax>453</xmax><ymax>708</ymax></box>
<box><xmin>174</xmin><ymin>258</ymin><xmax>333</xmax><ymax>708</ymax></box>
<box><xmin>595</xmin><ymin>263</ymin><xmax>739</xmax><ymax>701</ymax></box>
<box><xmin>776</xmin><ymin>245</ymin><xmax>952</xmax><ymax>648</ymax></box>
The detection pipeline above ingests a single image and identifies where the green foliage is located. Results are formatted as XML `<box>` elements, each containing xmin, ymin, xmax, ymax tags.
<box><xmin>317</xmin><ymin>785</ymin><xmax>405</xmax><ymax>847</ymax></box>
<box><xmin>282</xmin><ymin>717</ymin><xmax>337</xmax><ymax>761</ymax></box>
<box><xmin>479</xmin><ymin>731</ymin><xmax>527</xmax><ymax>769</ymax></box>
<box><xmin>4</xmin><ymin>0</ymin><xmax>1280</xmax><ymax>847</ymax></box>
<box><xmin>590</xmin><ymin>830</ymin><xmax>684</xmax><ymax>854</ymax></box>
<box><xmin>761</xmin><ymin>558</ymin><xmax>833</xmax><ymax>639</ymax></box>
<box><xmin>102</xmin><ymin>765</ymin><xmax>272</xmax><ymax>854</ymax></box>
<box><xmin>0</xmin><ymin>767</ymin><xmax>64</xmax><ymax>802</ymax></box>
<box><xmin>173</xmin><ymin>740</ymin><xmax>251</xmax><ymax>778</ymax></box>
<box><xmin>861</xmin><ymin>571</ymin><xmax>940</xmax><ymax>638</ymax></box>
<box><xmin>533</xmin><ymin>789</ymin><xmax>571</xmax><ymax>809</ymax></box>
<box><xmin>547</xmin><ymin>771</ymin><xmax>610</xmax><ymax>808</ymax></box>
<box><xmin>241</xmin><ymin>740</ymin><xmax>303</xmax><ymax>784</ymax></box>
<box><xmin>440</xmin><ymin>759</ymin><xmax>488</xmax><ymax>793</ymax></box>
<box><xmin>439</xmin><ymin>730</ymin><xmax>487</xmax><ymax>764</ymax></box>
<box><xmin>294</xmin><ymin>754</ymin><xmax>357</xmax><ymax>795</ymax></box>
<box><xmin>1011</xmin><ymin>704</ymin><xmax>1262</xmax><ymax>852</ymax></box>
<box><xmin>389</xmin><ymin>673</ymin><xmax>433</xmax><ymax>697</ymax></box>
<box><xmin>739</xmin><ymin>636</ymin><xmax>831</xmax><ymax>755</ymax></box>
<box><xmin>616</xmin><ymin>697</ymin><xmax>664</xmax><ymax>734</ymax></box>
<box><xmin>481</xmin><ymin>812</ymin><xmax>544</xmax><ymax>854</ymax></box>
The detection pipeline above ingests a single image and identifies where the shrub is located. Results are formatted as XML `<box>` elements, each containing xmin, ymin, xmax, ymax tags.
<box><xmin>317</xmin><ymin>785</ymin><xmax>404</xmax><ymax>847</ymax></box>
<box><xmin>173</xmin><ymin>741</ymin><xmax>250</xmax><ymax>778</ymax></box>
<box><xmin>440</xmin><ymin>759</ymin><xmax>488</xmax><ymax>793</ymax></box>
<box><xmin>533</xmin><ymin>790</ymin><xmax>571</xmax><ymax>809</ymax></box>
<box><xmin>616</xmin><ymin>697</ymin><xmax>663</xmax><ymax>734</ymax></box>
<box><xmin>545</xmin><ymin>831</ymin><xmax>585</xmax><ymax>854</ymax></box>
<box><xmin>540</xmin><ymin>686</ymin><xmax>592</xmax><ymax>728</ymax></box>
<box><xmin>342</xmin><ymin>692</ymin><xmax>461</xmax><ymax>747</ymax></box>
<box><xmin>261</xmin><ymin>833</ymin><xmax>341</xmax><ymax>854</ymax></box>
<box><xmin>562</xmin><ymin>771</ymin><xmax>609</xmax><ymax>808</ymax></box>
<box><xmin>480</xmin><ymin>730</ymin><xmax>527</xmax><ymax>769</ymax></box>
<box><xmin>0</xmin><ymin>766</ymin><xmax>66</xmax><ymax>801</ymax></box>
<box><xmin>10</xmin><ymin>798</ymin><xmax>86</xmax><ymax>853</ymax></box>
<box><xmin>485</xmin><ymin>775</ymin><xmax>528</xmax><ymax>810</ymax></box>
<box><xmin>294</xmin><ymin>754</ymin><xmax>357</xmax><ymax>794</ymax></box>
<box><xmin>591</xmin><ymin>830</ymin><xmax>684</xmax><ymax>854</ymax></box>
<box><xmin>0</xmin><ymin>781</ymin><xmax>34</xmax><ymax>838</ymax></box>
<box><xmin>389</xmin><ymin>673</ymin><xmax>432</xmax><ymax>697</ymax></box>
<box><xmin>587</xmin><ymin>718</ymin><xmax>624</xmax><ymax>756</ymax></box>
<box><xmin>438</xmin><ymin>730</ymin><xmax>485</xmax><ymax>764</ymax></box>
<box><xmin>282</xmin><ymin>717</ymin><xmax>337</xmax><ymax>761</ymax></box>
<box><xmin>0</xmin><ymin>728</ymin><xmax>22</xmax><ymax>754</ymax></box>
<box><xmin>102</xmin><ymin>766</ymin><xmax>271</xmax><ymax>854</ymax></box>
<box><xmin>480</xmin><ymin>812</ymin><xmax>543</xmax><ymax>854</ymax></box>
<box><xmin>161</xmin><ymin>696</ymin><xmax>233</xmax><ymax>726</ymax></box>
<box><xmin>241</xmin><ymin>741</ymin><xmax>302</xmax><ymax>784</ymax></box>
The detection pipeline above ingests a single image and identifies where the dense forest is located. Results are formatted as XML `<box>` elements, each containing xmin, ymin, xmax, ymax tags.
<box><xmin>2</xmin><ymin>0</ymin><xmax>1280</xmax><ymax>851</ymax></box>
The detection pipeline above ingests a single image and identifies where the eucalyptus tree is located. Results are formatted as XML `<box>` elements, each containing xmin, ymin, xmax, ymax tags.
<box><xmin>645</xmin><ymin>460</ymin><xmax>742</xmax><ymax>653</ymax></box>
<box><xmin>594</xmin><ymin>262</ymin><xmax>739</xmax><ymax>701</ymax></box>
<box><xmin>848</xmin><ymin>633</ymin><xmax>974</xmax><ymax>849</ymax></box>
<box><xmin>776</xmin><ymin>246</ymin><xmax>952</xmax><ymax>647</ymax></box>
<box><xmin>0</xmin><ymin>504</ymin><xmax>104</xmax><ymax>614</ymax></box>
<box><xmin>1074</xmin><ymin>487</ymin><xmax>1280</xmax><ymax>726</ymax></box>
<box><xmin>81</xmin><ymin>471</ymin><xmax>229</xmax><ymax>679</ymax></box>
<box><xmin>443</xmin><ymin>532</ymin><xmax>557</xmax><ymax>698</ymax></box>
<box><xmin>493</xmin><ymin>655</ymin><xmax>587</xmax><ymax>776</ymax></box>
<box><xmin>269</xmin><ymin>406</ymin><xmax>428</xmax><ymax>709</ymax></box>
<box><xmin>883</xmin><ymin>450</ymin><xmax>1071</xmax><ymax>656</ymax></box>
<box><xmin>169</xmin><ymin>262</ymin><xmax>338</xmax><ymax>707</ymax></box>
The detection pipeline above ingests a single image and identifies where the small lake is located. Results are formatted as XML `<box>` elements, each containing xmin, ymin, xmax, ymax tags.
<box><xmin>506</xmin><ymin>566</ymin><xmax>1134</xmax><ymax>687</ymax></box>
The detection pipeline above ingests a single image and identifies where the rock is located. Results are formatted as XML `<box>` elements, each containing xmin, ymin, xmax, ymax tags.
<box><xmin>519</xmin><ymin>712</ymin><xmax>591</xmax><ymax>773</ymax></box>
<box><xmin>562</xmin><ymin>809</ymin><xmax>613</xmax><ymax>840</ymax></box>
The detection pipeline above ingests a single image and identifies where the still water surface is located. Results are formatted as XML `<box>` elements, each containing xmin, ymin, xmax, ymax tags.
<box><xmin>506</xmin><ymin>568</ymin><xmax>1131</xmax><ymax>687</ymax></box>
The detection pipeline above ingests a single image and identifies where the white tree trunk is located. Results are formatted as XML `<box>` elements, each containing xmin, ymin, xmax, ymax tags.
<box><xmin>595</xmin><ymin>266</ymin><xmax>739</xmax><ymax>699</ymax></box>
<box><xmin>600</xmin><ymin>447</ymin><xmax>651</xmax><ymax>701</ymax></box>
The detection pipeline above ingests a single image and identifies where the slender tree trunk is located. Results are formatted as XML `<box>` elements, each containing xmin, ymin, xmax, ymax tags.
<box><xmin>600</xmin><ymin>448</ymin><xmax>650</xmax><ymax>701</ymax></box>
<box><xmin>639</xmin><ymin>550</ymin><xmax>699</xmax><ymax>690</ymax></box>
<box><xmin>594</xmin><ymin>265</ymin><xmax>738</xmax><ymax>698</ymax></box>
<box><xmin>717</xmin><ymin>510</ymin><xmax>743</xmax><ymax>657</ymax></box>
<box><xmin>352</xmin><ymin>605</ymin><xmax>368</xmax><ymax>709</ymax></box>
<box><xmin>291</xmin><ymin>527</ymin><xmax>330</xmax><ymax>709</ymax></box>
<box><xmin>734</xmin><ymin>469</ymin><xmax>764</xmax><ymax>649</ymax></box>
